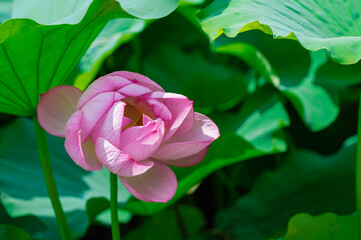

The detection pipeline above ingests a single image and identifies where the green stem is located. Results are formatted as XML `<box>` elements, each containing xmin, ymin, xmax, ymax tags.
<box><xmin>33</xmin><ymin>116</ymin><xmax>71</xmax><ymax>240</ymax></box>
<box><xmin>357</xmin><ymin>89</ymin><xmax>361</xmax><ymax>234</ymax></box>
<box><xmin>110</xmin><ymin>172</ymin><xmax>121</xmax><ymax>240</ymax></box>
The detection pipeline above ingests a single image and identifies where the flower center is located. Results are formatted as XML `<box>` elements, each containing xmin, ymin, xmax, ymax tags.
<box><xmin>123</xmin><ymin>103</ymin><xmax>140</xmax><ymax>129</ymax></box>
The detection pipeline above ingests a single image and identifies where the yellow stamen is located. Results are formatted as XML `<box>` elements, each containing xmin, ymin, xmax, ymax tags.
<box><xmin>123</xmin><ymin>104</ymin><xmax>140</xmax><ymax>129</ymax></box>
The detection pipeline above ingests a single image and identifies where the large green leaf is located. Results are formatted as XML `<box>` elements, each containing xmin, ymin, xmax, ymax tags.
<box><xmin>0</xmin><ymin>224</ymin><xmax>40</xmax><ymax>240</ymax></box>
<box><xmin>0</xmin><ymin>0</ymin><xmax>184</xmax><ymax>116</ymax></box>
<box><xmin>5</xmin><ymin>0</ymin><xmax>178</xmax><ymax>24</ymax></box>
<box><xmin>216</xmin><ymin>136</ymin><xmax>356</xmax><ymax>240</ymax></box>
<box><xmin>0</xmin><ymin>0</ymin><xmax>11</xmax><ymax>23</ymax></box>
<box><xmin>0</xmin><ymin>118</ymin><xmax>131</xmax><ymax>239</ymax></box>
<box><xmin>315</xmin><ymin>59</ymin><xmax>361</xmax><ymax>88</ymax></box>
<box><xmin>118</xmin><ymin>0</ymin><xmax>178</xmax><ymax>19</ymax></box>
<box><xmin>281</xmin><ymin>213</ymin><xmax>359</xmax><ymax>240</ymax></box>
<box><xmin>123</xmin><ymin>88</ymin><xmax>289</xmax><ymax>216</ymax></box>
<box><xmin>214</xmin><ymin>31</ymin><xmax>339</xmax><ymax>131</ymax></box>
<box><xmin>232</xmin><ymin>88</ymin><xmax>290</xmax><ymax>152</ymax></box>
<box><xmin>281</xmin><ymin>80</ymin><xmax>339</xmax><ymax>132</ymax></box>
<box><xmin>214</xmin><ymin>87</ymin><xmax>290</xmax><ymax>152</ymax></box>
<box><xmin>198</xmin><ymin>0</ymin><xmax>361</xmax><ymax>64</ymax></box>
<box><xmin>0</xmin><ymin>0</ymin><xmax>131</xmax><ymax>116</ymax></box>
<box><xmin>95</xmin><ymin>208</ymin><xmax>132</xmax><ymax>226</ymax></box>
<box><xmin>11</xmin><ymin>0</ymin><xmax>92</xmax><ymax>24</ymax></box>
<box><xmin>0</xmin><ymin>202</ymin><xmax>49</xmax><ymax>240</ymax></box>
<box><xmin>280</xmin><ymin>51</ymin><xmax>338</xmax><ymax>132</ymax></box>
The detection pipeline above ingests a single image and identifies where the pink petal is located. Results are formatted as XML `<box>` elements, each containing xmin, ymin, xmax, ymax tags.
<box><xmin>131</xmin><ymin>98</ymin><xmax>172</xmax><ymax>122</ymax></box>
<box><xmin>120</xmin><ymin>119</ymin><xmax>165</xmax><ymax>161</ymax></box>
<box><xmin>145</xmin><ymin>99</ymin><xmax>172</xmax><ymax>121</ymax></box>
<box><xmin>77</xmin><ymin>75</ymin><xmax>132</xmax><ymax>109</ymax></box>
<box><xmin>121</xmin><ymin>117</ymin><xmax>132</xmax><ymax>129</ymax></box>
<box><xmin>82</xmin><ymin>140</ymin><xmax>103</xmax><ymax>170</ymax></box>
<box><xmin>152</xmin><ymin>113</ymin><xmax>219</xmax><ymax>160</ymax></box>
<box><xmin>164</xmin><ymin>101</ymin><xmax>194</xmax><ymax>141</ymax></box>
<box><xmin>148</xmin><ymin>92</ymin><xmax>194</xmax><ymax>140</ymax></box>
<box><xmin>142</xmin><ymin>114</ymin><xmax>154</xmax><ymax>125</ymax></box>
<box><xmin>132</xmin><ymin>100</ymin><xmax>157</xmax><ymax>119</ymax></box>
<box><xmin>159</xmin><ymin>147</ymin><xmax>209</xmax><ymax>167</ymax></box>
<box><xmin>119</xmin><ymin>117</ymin><xmax>161</xmax><ymax>147</ymax></box>
<box><xmin>118</xmin><ymin>83</ymin><xmax>153</xmax><ymax>97</ymax></box>
<box><xmin>119</xmin><ymin>117</ymin><xmax>158</xmax><ymax>148</ymax></box>
<box><xmin>64</xmin><ymin>110</ymin><xmax>102</xmax><ymax>171</ymax></box>
<box><xmin>119</xmin><ymin>160</ymin><xmax>177</xmax><ymax>203</ymax></box>
<box><xmin>90</xmin><ymin>101</ymin><xmax>126</xmax><ymax>147</ymax></box>
<box><xmin>37</xmin><ymin>85</ymin><xmax>82</xmax><ymax>137</ymax></box>
<box><xmin>108</xmin><ymin>71</ymin><xmax>164</xmax><ymax>92</ymax></box>
<box><xmin>95</xmin><ymin>138</ymin><xmax>153</xmax><ymax>177</ymax></box>
<box><xmin>147</xmin><ymin>92</ymin><xmax>188</xmax><ymax>100</ymax></box>
<box><xmin>80</xmin><ymin>92</ymin><xmax>123</xmax><ymax>141</ymax></box>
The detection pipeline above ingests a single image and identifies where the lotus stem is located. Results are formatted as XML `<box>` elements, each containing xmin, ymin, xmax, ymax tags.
<box><xmin>33</xmin><ymin>115</ymin><xmax>71</xmax><ymax>240</ymax></box>
<box><xmin>110</xmin><ymin>172</ymin><xmax>121</xmax><ymax>240</ymax></box>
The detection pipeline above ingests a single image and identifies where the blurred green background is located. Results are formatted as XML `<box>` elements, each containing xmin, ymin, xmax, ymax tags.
<box><xmin>0</xmin><ymin>0</ymin><xmax>360</xmax><ymax>239</ymax></box>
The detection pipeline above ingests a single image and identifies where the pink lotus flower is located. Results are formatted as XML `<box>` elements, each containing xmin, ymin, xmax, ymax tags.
<box><xmin>37</xmin><ymin>71</ymin><xmax>219</xmax><ymax>202</ymax></box>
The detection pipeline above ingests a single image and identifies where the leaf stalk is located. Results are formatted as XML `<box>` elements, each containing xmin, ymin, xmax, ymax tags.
<box><xmin>110</xmin><ymin>172</ymin><xmax>121</xmax><ymax>240</ymax></box>
<box><xmin>33</xmin><ymin>115</ymin><xmax>71</xmax><ymax>240</ymax></box>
